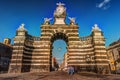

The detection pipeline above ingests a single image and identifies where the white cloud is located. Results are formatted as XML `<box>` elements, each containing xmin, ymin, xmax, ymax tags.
<box><xmin>104</xmin><ymin>0</ymin><xmax>111</xmax><ymax>3</ymax></box>
<box><xmin>97</xmin><ymin>0</ymin><xmax>111</xmax><ymax>10</ymax></box>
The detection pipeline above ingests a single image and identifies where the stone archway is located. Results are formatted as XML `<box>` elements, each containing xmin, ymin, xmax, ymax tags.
<box><xmin>50</xmin><ymin>32</ymin><xmax>68</xmax><ymax>71</ymax></box>
<box><xmin>9</xmin><ymin>2</ymin><xmax>110</xmax><ymax>73</ymax></box>
<box><xmin>51</xmin><ymin>33</ymin><xmax>68</xmax><ymax>43</ymax></box>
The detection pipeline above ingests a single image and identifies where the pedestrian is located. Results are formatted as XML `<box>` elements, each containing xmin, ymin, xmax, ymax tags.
<box><xmin>71</xmin><ymin>66</ymin><xmax>74</xmax><ymax>75</ymax></box>
<box><xmin>67</xmin><ymin>66</ymin><xmax>71</xmax><ymax>75</ymax></box>
<box><xmin>67</xmin><ymin>66</ymin><xmax>75</xmax><ymax>75</ymax></box>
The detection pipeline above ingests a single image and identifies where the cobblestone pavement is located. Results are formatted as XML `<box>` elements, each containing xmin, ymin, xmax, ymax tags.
<box><xmin>0</xmin><ymin>71</ymin><xmax>120</xmax><ymax>80</ymax></box>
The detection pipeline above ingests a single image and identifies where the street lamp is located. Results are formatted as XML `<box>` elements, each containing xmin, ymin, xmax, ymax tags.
<box><xmin>108</xmin><ymin>60</ymin><xmax>112</xmax><ymax>74</ymax></box>
<box><xmin>115</xmin><ymin>61</ymin><xmax>118</xmax><ymax>75</ymax></box>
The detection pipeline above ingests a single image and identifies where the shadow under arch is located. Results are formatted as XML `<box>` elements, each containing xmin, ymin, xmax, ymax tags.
<box><xmin>50</xmin><ymin>32</ymin><xmax>69</xmax><ymax>71</ymax></box>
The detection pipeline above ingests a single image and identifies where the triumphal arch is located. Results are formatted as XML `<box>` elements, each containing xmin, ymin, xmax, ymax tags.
<box><xmin>9</xmin><ymin>2</ymin><xmax>110</xmax><ymax>73</ymax></box>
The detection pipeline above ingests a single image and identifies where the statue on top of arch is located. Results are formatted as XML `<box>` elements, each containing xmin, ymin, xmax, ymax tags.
<box><xmin>68</xmin><ymin>17</ymin><xmax>76</xmax><ymax>25</ymax></box>
<box><xmin>44</xmin><ymin>18</ymin><xmax>52</xmax><ymax>24</ymax></box>
<box><xmin>54</xmin><ymin>2</ymin><xmax>66</xmax><ymax>18</ymax></box>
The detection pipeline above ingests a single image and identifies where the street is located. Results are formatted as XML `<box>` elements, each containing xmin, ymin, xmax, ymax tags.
<box><xmin>0</xmin><ymin>71</ymin><xmax>120</xmax><ymax>80</ymax></box>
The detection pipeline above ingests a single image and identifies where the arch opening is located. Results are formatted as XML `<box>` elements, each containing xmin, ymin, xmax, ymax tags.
<box><xmin>50</xmin><ymin>33</ymin><xmax>68</xmax><ymax>71</ymax></box>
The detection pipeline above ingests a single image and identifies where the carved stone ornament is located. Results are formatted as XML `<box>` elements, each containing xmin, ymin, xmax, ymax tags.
<box><xmin>92</xmin><ymin>24</ymin><xmax>101</xmax><ymax>31</ymax></box>
<box><xmin>44</xmin><ymin>18</ymin><xmax>52</xmax><ymax>24</ymax></box>
<box><xmin>68</xmin><ymin>17</ymin><xmax>76</xmax><ymax>25</ymax></box>
<box><xmin>54</xmin><ymin>2</ymin><xmax>66</xmax><ymax>18</ymax></box>
<box><xmin>17</xmin><ymin>23</ymin><xmax>27</xmax><ymax>31</ymax></box>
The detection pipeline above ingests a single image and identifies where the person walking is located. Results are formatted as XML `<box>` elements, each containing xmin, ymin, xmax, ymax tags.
<box><xmin>67</xmin><ymin>66</ymin><xmax>74</xmax><ymax>75</ymax></box>
<box><xmin>71</xmin><ymin>66</ymin><xmax>74</xmax><ymax>75</ymax></box>
<box><xmin>67</xmin><ymin>66</ymin><xmax>71</xmax><ymax>75</ymax></box>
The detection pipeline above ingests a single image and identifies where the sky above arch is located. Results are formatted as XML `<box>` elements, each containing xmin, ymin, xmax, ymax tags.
<box><xmin>0</xmin><ymin>0</ymin><xmax>120</xmax><ymax>47</ymax></box>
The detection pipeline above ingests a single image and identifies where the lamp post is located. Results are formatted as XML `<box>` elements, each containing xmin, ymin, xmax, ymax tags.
<box><xmin>115</xmin><ymin>61</ymin><xmax>118</xmax><ymax>75</ymax></box>
<box><xmin>108</xmin><ymin>60</ymin><xmax>111</xmax><ymax>74</ymax></box>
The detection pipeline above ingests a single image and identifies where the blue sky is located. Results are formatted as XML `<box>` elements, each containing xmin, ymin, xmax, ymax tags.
<box><xmin>0</xmin><ymin>0</ymin><xmax>120</xmax><ymax>46</ymax></box>
<box><xmin>52</xmin><ymin>40</ymin><xmax>67</xmax><ymax>64</ymax></box>
<box><xmin>0</xmin><ymin>0</ymin><xmax>120</xmax><ymax>63</ymax></box>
